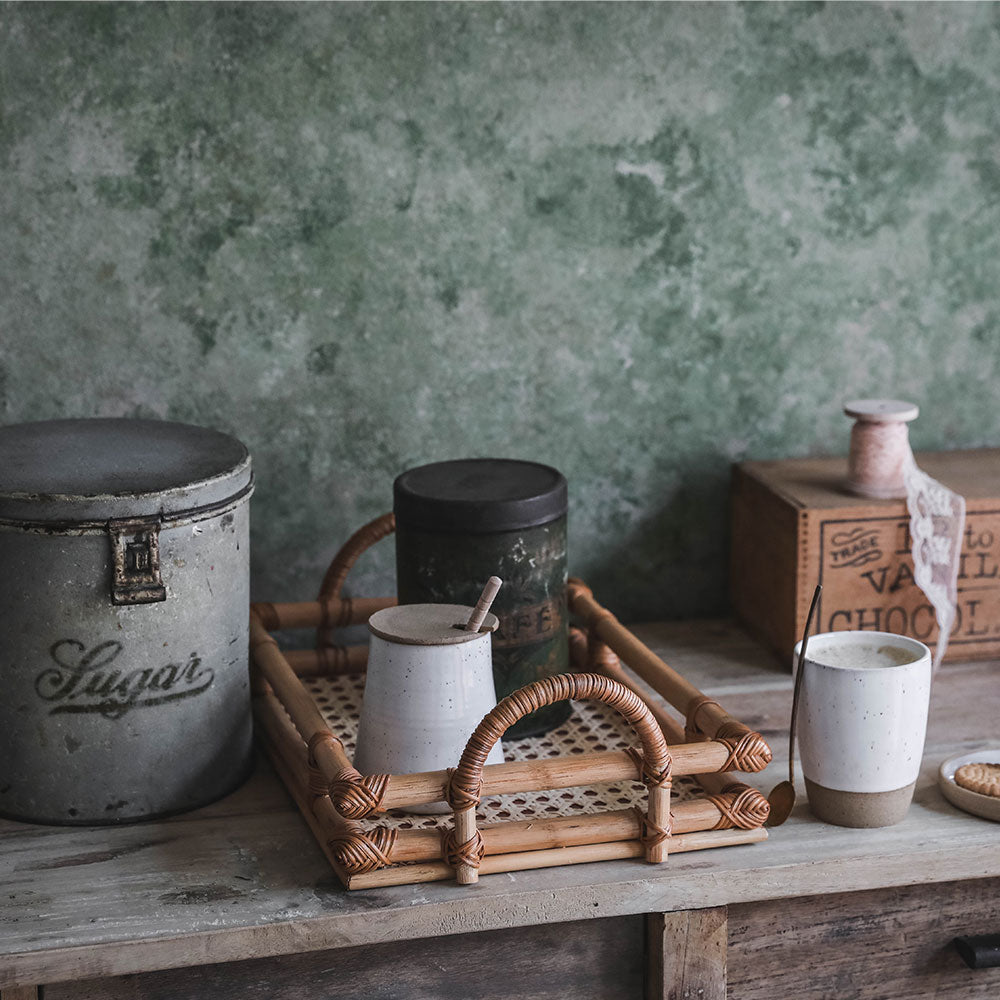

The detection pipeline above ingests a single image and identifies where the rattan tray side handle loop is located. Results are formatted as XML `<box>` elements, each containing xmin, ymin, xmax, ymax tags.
<box><xmin>316</xmin><ymin>512</ymin><xmax>396</xmax><ymax>651</ymax></box>
<box><xmin>446</xmin><ymin>671</ymin><xmax>672</xmax><ymax>884</ymax></box>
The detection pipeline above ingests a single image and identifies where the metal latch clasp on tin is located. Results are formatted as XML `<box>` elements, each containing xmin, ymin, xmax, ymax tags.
<box><xmin>108</xmin><ymin>517</ymin><xmax>167</xmax><ymax>605</ymax></box>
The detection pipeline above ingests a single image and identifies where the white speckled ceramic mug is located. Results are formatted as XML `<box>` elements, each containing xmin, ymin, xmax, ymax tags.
<box><xmin>794</xmin><ymin>630</ymin><xmax>932</xmax><ymax>828</ymax></box>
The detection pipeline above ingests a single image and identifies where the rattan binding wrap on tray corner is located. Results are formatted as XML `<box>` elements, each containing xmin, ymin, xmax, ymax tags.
<box><xmin>250</xmin><ymin>514</ymin><xmax>773</xmax><ymax>890</ymax></box>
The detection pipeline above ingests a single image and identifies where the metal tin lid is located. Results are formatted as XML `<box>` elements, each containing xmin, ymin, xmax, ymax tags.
<box><xmin>0</xmin><ymin>418</ymin><xmax>252</xmax><ymax>524</ymax></box>
<box><xmin>368</xmin><ymin>604</ymin><xmax>499</xmax><ymax>645</ymax></box>
<box><xmin>394</xmin><ymin>458</ymin><xmax>567</xmax><ymax>534</ymax></box>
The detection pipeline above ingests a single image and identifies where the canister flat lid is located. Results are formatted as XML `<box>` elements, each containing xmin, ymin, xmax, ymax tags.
<box><xmin>0</xmin><ymin>418</ymin><xmax>252</xmax><ymax>523</ymax></box>
<box><xmin>369</xmin><ymin>604</ymin><xmax>499</xmax><ymax>645</ymax></box>
<box><xmin>394</xmin><ymin>458</ymin><xmax>567</xmax><ymax>533</ymax></box>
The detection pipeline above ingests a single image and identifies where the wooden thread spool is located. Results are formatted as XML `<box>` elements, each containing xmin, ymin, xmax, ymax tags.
<box><xmin>844</xmin><ymin>399</ymin><xmax>919</xmax><ymax>499</ymax></box>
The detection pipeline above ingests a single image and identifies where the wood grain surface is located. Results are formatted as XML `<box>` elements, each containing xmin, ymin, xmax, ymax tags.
<box><xmin>42</xmin><ymin>917</ymin><xmax>644</xmax><ymax>1000</ymax></box>
<box><xmin>647</xmin><ymin>907</ymin><xmax>727</xmax><ymax>1000</ymax></box>
<box><xmin>2</xmin><ymin>621</ymin><xmax>999</xmax><ymax>991</ymax></box>
<box><xmin>729</xmin><ymin>878</ymin><xmax>1000</xmax><ymax>1000</ymax></box>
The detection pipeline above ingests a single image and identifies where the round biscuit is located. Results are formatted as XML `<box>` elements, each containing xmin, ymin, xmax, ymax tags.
<box><xmin>954</xmin><ymin>762</ymin><xmax>1000</xmax><ymax>798</ymax></box>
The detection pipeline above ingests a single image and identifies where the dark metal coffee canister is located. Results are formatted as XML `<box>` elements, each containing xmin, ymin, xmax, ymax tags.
<box><xmin>0</xmin><ymin>418</ymin><xmax>254</xmax><ymax>824</ymax></box>
<box><xmin>394</xmin><ymin>458</ymin><xmax>570</xmax><ymax>738</ymax></box>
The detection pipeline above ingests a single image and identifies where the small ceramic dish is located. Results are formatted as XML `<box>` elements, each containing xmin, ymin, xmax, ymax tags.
<box><xmin>938</xmin><ymin>749</ymin><xmax>1000</xmax><ymax>822</ymax></box>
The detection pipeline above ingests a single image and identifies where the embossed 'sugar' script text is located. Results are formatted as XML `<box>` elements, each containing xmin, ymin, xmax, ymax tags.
<box><xmin>35</xmin><ymin>639</ymin><xmax>214</xmax><ymax>719</ymax></box>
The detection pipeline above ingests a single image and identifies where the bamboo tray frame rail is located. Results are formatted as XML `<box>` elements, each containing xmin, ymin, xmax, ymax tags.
<box><xmin>250</xmin><ymin>514</ymin><xmax>773</xmax><ymax>889</ymax></box>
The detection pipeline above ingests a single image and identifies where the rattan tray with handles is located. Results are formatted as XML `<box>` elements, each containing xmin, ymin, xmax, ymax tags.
<box><xmin>250</xmin><ymin>516</ymin><xmax>773</xmax><ymax>890</ymax></box>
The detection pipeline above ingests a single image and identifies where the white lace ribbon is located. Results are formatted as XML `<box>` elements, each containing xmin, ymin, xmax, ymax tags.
<box><xmin>903</xmin><ymin>450</ymin><xmax>966</xmax><ymax>669</ymax></box>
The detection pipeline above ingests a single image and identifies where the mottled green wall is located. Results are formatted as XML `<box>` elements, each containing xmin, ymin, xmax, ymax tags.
<box><xmin>3</xmin><ymin>2</ymin><xmax>1000</xmax><ymax>620</ymax></box>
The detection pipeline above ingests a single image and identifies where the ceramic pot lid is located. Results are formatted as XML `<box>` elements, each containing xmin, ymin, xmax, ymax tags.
<box><xmin>368</xmin><ymin>604</ymin><xmax>499</xmax><ymax>645</ymax></box>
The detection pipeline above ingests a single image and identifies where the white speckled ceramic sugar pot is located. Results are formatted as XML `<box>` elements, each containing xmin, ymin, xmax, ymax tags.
<box><xmin>0</xmin><ymin>418</ymin><xmax>254</xmax><ymax>825</ymax></box>
<box><xmin>354</xmin><ymin>603</ymin><xmax>505</xmax><ymax>814</ymax></box>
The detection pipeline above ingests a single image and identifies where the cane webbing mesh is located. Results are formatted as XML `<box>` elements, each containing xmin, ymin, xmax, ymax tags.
<box><xmin>302</xmin><ymin>673</ymin><xmax>698</xmax><ymax>832</ymax></box>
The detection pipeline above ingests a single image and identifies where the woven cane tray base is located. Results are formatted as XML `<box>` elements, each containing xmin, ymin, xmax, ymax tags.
<box><xmin>303</xmin><ymin>674</ymin><xmax>701</xmax><ymax>833</ymax></box>
<box><xmin>251</xmin><ymin>539</ymin><xmax>772</xmax><ymax>889</ymax></box>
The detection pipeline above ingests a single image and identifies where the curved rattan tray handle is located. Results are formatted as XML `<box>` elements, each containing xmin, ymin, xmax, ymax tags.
<box><xmin>446</xmin><ymin>671</ymin><xmax>672</xmax><ymax>884</ymax></box>
<box><xmin>315</xmin><ymin>512</ymin><xmax>396</xmax><ymax>651</ymax></box>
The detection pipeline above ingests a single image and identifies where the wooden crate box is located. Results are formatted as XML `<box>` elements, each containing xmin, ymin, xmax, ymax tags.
<box><xmin>730</xmin><ymin>449</ymin><xmax>1000</xmax><ymax>665</ymax></box>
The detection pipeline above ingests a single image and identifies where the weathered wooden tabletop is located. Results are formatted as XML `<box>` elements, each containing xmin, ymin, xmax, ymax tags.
<box><xmin>2</xmin><ymin>621</ymin><xmax>998</xmax><ymax>989</ymax></box>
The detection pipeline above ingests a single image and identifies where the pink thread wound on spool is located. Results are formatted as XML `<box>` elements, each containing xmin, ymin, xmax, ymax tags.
<box><xmin>844</xmin><ymin>399</ymin><xmax>920</xmax><ymax>499</ymax></box>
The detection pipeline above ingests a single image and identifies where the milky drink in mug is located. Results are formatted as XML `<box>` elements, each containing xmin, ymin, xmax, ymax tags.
<box><xmin>794</xmin><ymin>630</ymin><xmax>932</xmax><ymax>828</ymax></box>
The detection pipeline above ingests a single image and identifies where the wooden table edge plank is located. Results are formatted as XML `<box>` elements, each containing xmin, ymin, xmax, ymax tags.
<box><xmin>3</xmin><ymin>843</ymin><xmax>1000</xmax><ymax>989</ymax></box>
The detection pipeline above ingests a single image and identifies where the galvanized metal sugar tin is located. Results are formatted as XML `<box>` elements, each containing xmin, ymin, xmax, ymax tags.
<box><xmin>0</xmin><ymin>418</ymin><xmax>254</xmax><ymax>824</ymax></box>
<box><xmin>394</xmin><ymin>458</ymin><xmax>570</xmax><ymax>739</ymax></box>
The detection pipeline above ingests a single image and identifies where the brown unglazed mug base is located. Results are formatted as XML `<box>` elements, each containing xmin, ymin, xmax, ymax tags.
<box><xmin>804</xmin><ymin>778</ymin><xmax>916</xmax><ymax>828</ymax></box>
